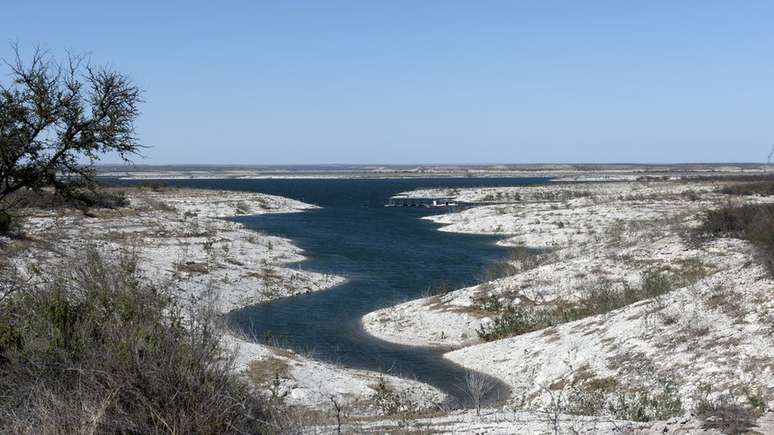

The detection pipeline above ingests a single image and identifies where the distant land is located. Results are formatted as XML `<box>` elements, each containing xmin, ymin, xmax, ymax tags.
<box><xmin>98</xmin><ymin>162</ymin><xmax>771</xmax><ymax>181</ymax></box>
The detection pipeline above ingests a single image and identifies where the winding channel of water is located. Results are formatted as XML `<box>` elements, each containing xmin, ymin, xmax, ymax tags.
<box><xmin>123</xmin><ymin>177</ymin><xmax>547</xmax><ymax>404</ymax></box>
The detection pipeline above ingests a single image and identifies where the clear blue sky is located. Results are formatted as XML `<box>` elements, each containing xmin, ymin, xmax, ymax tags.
<box><xmin>4</xmin><ymin>1</ymin><xmax>774</xmax><ymax>164</ymax></box>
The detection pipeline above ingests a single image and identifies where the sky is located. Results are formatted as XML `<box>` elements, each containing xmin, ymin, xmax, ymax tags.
<box><xmin>3</xmin><ymin>1</ymin><xmax>774</xmax><ymax>165</ymax></box>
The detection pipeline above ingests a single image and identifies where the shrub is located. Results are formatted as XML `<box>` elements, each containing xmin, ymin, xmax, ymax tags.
<box><xmin>369</xmin><ymin>377</ymin><xmax>422</xmax><ymax>417</ymax></box>
<box><xmin>76</xmin><ymin>189</ymin><xmax>129</xmax><ymax>209</ymax></box>
<box><xmin>682</xmin><ymin>190</ymin><xmax>701</xmax><ymax>201</ymax></box>
<box><xmin>477</xmin><ymin>259</ymin><xmax>518</xmax><ymax>283</ymax></box>
<box><xmin>719</xmin><ymin>180</ymin><xmax>774</xmax><ymax>196</ymax></box>
<box><xmin>0</xmin><ymin>212</ymin><xmax>12</xmax><ymax>235</ymax></box>
<box><xmin>476</xmin><ymin>246</ymin><xmax>544</xmax><ymax>284</ymax></box>
<box><xmin>695</xmin><ymin>395</ymin><xmax>757</xmax><ymax>434</ymax></box>
<box><xmin>477</xmin><ymin>270</ymin><xmax>679</xmax><ymax>341</ymax></box>
<box><xmin>477</xmin><ymin>304</ymin><xmax>554</xmax><ymax>341</ymax></box>
<box><xmin>3</xmin><ymin>188</ymin><xmax>129</xmax><ymax>213</ymax></box>
<box><xmin>478</xmin><ymin>294</ymin><xmax>504</xmax><ymax>313</ymax></box>
<box><xmin>564</xmin><ymin>377</ymin><xmax>618</xmax><ymax>416</ymax></box>
<box><xmin>428</xmin><ymin>279</ymin><xmax>455</xmax><ymax>297</ymax></box>
<box><xmin>698</xmin><ymin>203</ymin><xmax>774</xmax><ymax>274</ymax></box>
<box><xmin>608</xmin><ymin>381</ymin><xmax>683</xmax><ymax>422</ymax></box>
<box><xmin>371</xmin><ymin>377</ymin><xmax>404</xmax><ymax>415</ymax></box>
<box><xmin>694</xmin><ymin>383</ymin><xmax>768</xmax><ymax>434</ymax></box>
<box><xmin>640</xmin><ymin>270</ymin><xmax>674</xmax><ymax>298</ymax></box>
<box><xmin>551</xmin><ymin>376</ymin><xmax>682</xmax><ymax>423</ymax></box>
<box><xmin>0</xmin><ymin>248</ymin><xmax>271</xmax><ymax>434</ymax></box>
<box><xmin>137</xmin><ymin>181</ymin><xmax>168</xmax><ymax>191</ymax></box>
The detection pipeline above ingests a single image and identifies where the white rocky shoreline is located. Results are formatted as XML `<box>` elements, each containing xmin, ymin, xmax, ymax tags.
<box><xmin>8</xmin><ymin>177</ymin><xmax>774</xmax><ymax>433</ymax></box>
<box><xmin>5</xmin><ymin>186</ymin><xmax>446</xmax><ymax>416</ymax></box>
<box><xmin>360</xmin><ymin>177</ymin><xmax>774</xmax><ymax>433</ymax></box>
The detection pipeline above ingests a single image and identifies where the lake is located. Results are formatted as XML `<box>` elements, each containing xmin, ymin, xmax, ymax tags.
<box><xmin>118</xmin><ymin>177</ymin><xmax>548</xmax><ymax>403</ymax></box>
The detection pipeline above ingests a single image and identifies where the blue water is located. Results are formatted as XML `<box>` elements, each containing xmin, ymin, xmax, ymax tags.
<box><xmin>115</xmin><ymin>177</ymin><xmax>548</xmax><ymax>404</ymax></box>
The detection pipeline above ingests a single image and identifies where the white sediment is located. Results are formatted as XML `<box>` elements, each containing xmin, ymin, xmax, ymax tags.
<box><xmin>13</xmin><ymin>187</ymin><xmax>445</xmax><ymax>411</ymax></box>
<box><xmin>362</xmin><ymin>179</ymin><xmax>774</xmax><ymax>429</ymax></box>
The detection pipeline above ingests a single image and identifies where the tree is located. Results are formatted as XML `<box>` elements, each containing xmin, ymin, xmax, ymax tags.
<box><xmin>0</xmin><ymin>45</ymin><xmax>142</xmax><ymax>215</ymax></box>
<box><xmin>461</xmin><ymin>370</ymin><xmax>496</xmax><ymax>416</ymax></box>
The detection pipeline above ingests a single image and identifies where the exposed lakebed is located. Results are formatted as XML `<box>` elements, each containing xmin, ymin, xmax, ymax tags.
<box><xmin>124</xmin><ymin>177</ymin><xmax>547</xmax><ymax>402</ymax></box>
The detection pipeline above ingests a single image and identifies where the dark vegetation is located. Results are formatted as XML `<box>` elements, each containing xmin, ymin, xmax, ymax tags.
<box><xmin>0</xmin><ymin>45</ymin><xmax>141</xmax><ymax>226</ymax></box>
<box><xmin>689</xmin><ymin>173</ymin><xmax>774</xmax><ymax>183</ymax></box>
<box><xmin>698</xmin><ymin>203</ymin><xmax>774</xmax><ymax>274</ymax></box>
<box><xmin>427</xmin><ymin>279</ymin><xmax>455</xmax><ymax>297</ymax></box>
<box><xmin>696</xmin><ymin>398</ymin><xmax>758</xmax><ymax>434</ymax></box>
<box><xmin>0</xmin><ymin>188</ymin><xmax>130</xmax><ymax>237</ymax></box>
<box><xmin>0</xmin><ymin>212</ymin><xmax>15</xmax><ymax>235</ymax></box>
<box><xmin>477</xmin><ymin>246</ymin><xmax>545</xmax><ymax>283</ymax></box>
<box><xmin>476</xmin><ymin>179</ymin><xmax>774</xmax><ymax>341</ymax></box>
<box><xmin>0</xmin><ymin>48</ymin><xmax>290</xmax><ymax>434</ymax></box>
<box><xmin>565</xmin><ymin>377</ymin><xmax>683</xmax><ymax>422</ymax></box>
<box><xmin>0</xmin><ymin>249</ymin><xmax>277</xmax><ymax>434</ymax></box>
<box><xmin>477</xmin><ymin>266</ymin><xmax>702</xmax><ymax>342</ymax></box>
<box><xmin>694</xmin><ymin>383</ymin><xmax>767</xmax><ymax>435</ymax></box>
<box><xmin>481</xmin><ymin>189</ymin><xmax>593</xmax><ymax>203</ymax></box>
<box><xmin>4</xmin><ymin>188</ymin><xmax>128</xmax><ymax>213</ymax></box>
<box><xmin>718</xmin><ymin>180</ymin><xmax>774</xmax><ymax>196</ymax></box>
<box><xmin>709</xmin><ymin>179</ymin><xmax>774</xmax><ymax>275</ymax></box>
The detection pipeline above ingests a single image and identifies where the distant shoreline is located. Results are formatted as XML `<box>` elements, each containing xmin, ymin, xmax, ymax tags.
<box><xmin>98</xmin><ymin>162</ymin><xmax>771</xmax><ymax>183</ymax></box>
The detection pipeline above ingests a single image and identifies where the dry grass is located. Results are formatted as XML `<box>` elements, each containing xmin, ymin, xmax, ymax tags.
<box><xmin>247</xmin><ymin>357</ymin><xmax>290</xmax><ymax>385</ymax></box>
<box><xmin>0</xmin><ymin>248</ymin><xmax>276</xmax><ymax>434</ymax></box>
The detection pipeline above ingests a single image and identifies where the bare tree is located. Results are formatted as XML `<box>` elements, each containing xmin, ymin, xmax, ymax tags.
<box><xmin>0</xmin><ymin>44</ymin><xmax>142</xmax><ymax>215</ymax></box>
<box><xmin>329</xmin><ymin>395</ymin><xmax>345</xmax><ymax>435</ymax></box>
<box><xmin>460</xmin><ymin>370</ymin><xmax>496</xmax><ymax>416</ymax></box>
<box><xmin>540</xmin><ymin>385</ymin><xmax>565</xmax><ymax>435</ymax></box>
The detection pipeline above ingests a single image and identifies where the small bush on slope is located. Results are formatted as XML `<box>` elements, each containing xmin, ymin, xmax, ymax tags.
<box><xmin>561</xmin><ymin>376</ymin><xmax>683</xmax><ymax>422</ymax></box>
<box><xmin>477</xmin><ymin>269</ymin><xmax>684</xmax><ymax>341</ymax></box>
<box><xmin>0</xmin><ymin>249</ymin><xmax>270</xmax><ymax>434</ymax></box>
<box><xmin>606</xmin><ymin>381</ymin><xmax>683</xmax><ymax>422</ymax></box>
<box><xmin>698</xmin><ymin>203</ymin><xmax>774</xmax><ymax>274</ymax></box>
<box><xmin>2</xmin><ymin>188</ymin><xmax>129</xmax><ymax>214</ymax></box>
<box><xmin>0</xmin><ymin>212</ymin><xmax>11</xmax><ymax>234</ymax></box>
<box><xmin>718</xmin><ymin>180</ymin><xmax>774</xmax><ymax>196</ymax></box>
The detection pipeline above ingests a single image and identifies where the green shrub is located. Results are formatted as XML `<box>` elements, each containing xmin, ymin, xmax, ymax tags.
<box><xmin>428</xmin><ymin>279</ymin><xmax>454</xmax><ymax>296</ymax></box>
<box><xmin>477</xmin><ymin>259</ymin><xmax>519</xmax><ymax>283</ymax></box>
<box><xmin>0</xmin><ymin>249</ymin><xmax>271</xmax><ymax>434</ymax></box>
<box><xmin>477</xmin><ymin>305</ymin><xmax>553</xmax><ymax>341</ymax></box>
<box><xmin>558</xmin><ymin>376</ymin><xmax>682</xmax><ymax>422</ymax></box>
<box><xmin>76</xmin><ymin>189</ymin><xmax>129</xmax><ymax>209</ymax></box>
<box><xmin>476</xmin><ymin>246</ymin><xmax>543</xmax><ymax>283</ymax></box>
<box><xmin>640</xmin><ymin>270</ymin><xmax>674</xmax><ymax>298</ymax></box>
<box><xmin>693</xmin><ymin>383</ymin><xmax>768</xmax><ymax>434</ymax></box>
<box><xmin>0</xmin><ymin>212</ymin><xmax>11</xmax><ymax>234</ymax></box>
<box><xmin>371</xmin><ymin>377</ymin><xmax>404</xmax><ymax>415</ymax></box>
<box><xmin>608</xmin><ymin>381</ymin><xmax>683</xmax><ymax>422</ymax></box>
<box><xmin>3</xmin><ymin>188</ymin><xmax>128</xmax><ymax>213</ymax></box>
<box><xmin>564</xmin><ymin>377</ymin><xmax>618</xmax><ymax>416</ymax></box>
<box><xmin>719</xmin><ymin>180</ymin><xmax>774</xmax><ymax>196</ymax></box>
<box><xmin>478</xmin><ymin>294</ymin><xmax>504</xmax><ymax>313</ymax></box>
<box><xmin>695</xmin><ymin>395</ymin><xmax>757</xmax><ymax>434</ymax></box>
<box><xmin>698</xmin><ymin>204</ymin><xmax>774</xmax><ymax>274</ymax></box>
<box><xmin>477</xmin><ymin>270</ymin><xmax>679</xmax><ymax>342</ymax></box>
